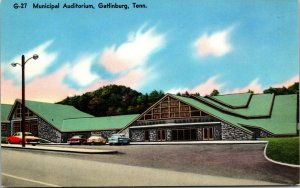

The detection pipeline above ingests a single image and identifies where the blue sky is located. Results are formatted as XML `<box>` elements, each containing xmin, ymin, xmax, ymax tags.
<box><xmin>1</xmin><ymin>0</ymin><xmax>299</xmax><ymax>103</ymax></box>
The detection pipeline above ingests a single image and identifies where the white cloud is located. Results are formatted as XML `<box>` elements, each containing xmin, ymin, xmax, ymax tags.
<box><xmin>100</xmin><ymin>27</ymin><xmax>165</xmax><ymax>74</ymax></box>
<box><xmin>1</xmin><ymin>65</ymin><xmax>79</xmax><ymax>103</ymax></box>
<box><xmin>227</xmin><ymin>78</ymin><xmax>263</xmax><ymax>94</ymax></box>
<box><xmin>5</xmin><ymin>40</ymin><xmax>57</xmax><ymax>83</ymax></box>
<box><xmin>166</xmin><ymin>88</ymin><xmax>189</xmax><ymax>94</ymax></box>
<box><xmin>166</xmin><ymin>75</ymin><xmax>225</xmax><ymax>96</ymax></box>
<box><xmin>190</xmin><ymin>75</ymin><xmax>225</xmax><ymax>95</ymax></box>
<box><xmin>66</xmin><ymin>54</ymin><xmax>100</xmax><ymax>87</ymax></box>
<box><xmin>272</xmin><ymin>75</ymin><xmax>299</xmax><ymax>88</ymax></box>
<box><xmin>194</xmin><ymin>26</ymin><xmax>234</xmax><ymax>58</ymax></box>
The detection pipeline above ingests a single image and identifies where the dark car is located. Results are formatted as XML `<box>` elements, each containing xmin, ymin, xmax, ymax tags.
<box><xmin>67</xmin><ymin>135</ymin><xmax>87</xmax><ymax>145</ymax></box>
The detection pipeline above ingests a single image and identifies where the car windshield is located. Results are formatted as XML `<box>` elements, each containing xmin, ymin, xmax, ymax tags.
<box><xmin>89</xmin><ymin>136</ymin><xmax>101</xmax><ymax>139</ymax></box>
<box><xmin>25</xmin><ymin>133</ymin><xmax>33</xmax><ymax>136</ymax></box>
<box><xmin>72</xmin><ymin>135</ymin><xmax>82</xmax><ymax>138</ymax></box>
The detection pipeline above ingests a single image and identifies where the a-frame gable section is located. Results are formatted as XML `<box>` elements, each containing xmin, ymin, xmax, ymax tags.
<box><xmin>8</xmin><ymin>100</ymin><xmax>37</xmax><ymax>121</ymax></box>
<box><xmin>137</xmin><ymin>94</ymin><xmax>208</xmax><ymax>121</ymax></box>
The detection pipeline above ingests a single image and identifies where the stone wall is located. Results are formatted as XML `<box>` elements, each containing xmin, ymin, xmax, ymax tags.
<box><xmin>260</xmin><ymin>129</ymin><xmax>273</xmax><ymax>138</ymax></box>
<box><xmin>130</xmin><ymin>124</ymin><xmax>224</xmax><ymax>142</ymax></box>
<box><xmin>130</xmin><ymin>129</ymin><xmax>144</xmax><ymax>141</ymax></box>
<box><xmin>221</xmin><ymin>122</ymin><xmax>253</xmax><ymax>140</ymax></box>
<box><xmin>149</xmin><ymin>129</ymin><xmax>157</xmax><ymax>141</ymax></box>
<box><xmin>214</xmin><ymin>126</ymin><xmax>222</xmax><ymax>140</ymax></box>
<box><xmin>197</xmin><ymin>128</ymin><xmax>203</xmax><ymax>141</ymax></box>
<box><xmin>166</xmin><ymin>129</ymin><xmax>172</xmax><ymax>141</ymax></box>
<box><xmin>38</xmin><ymin>118</ymin><xmax>62</xmax><ymax>143</ymax></box>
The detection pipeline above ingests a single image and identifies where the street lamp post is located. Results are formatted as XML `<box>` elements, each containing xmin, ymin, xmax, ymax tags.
<box><xmin>11</xmin><ymin>54</ymin><xmax>39</xmax><ymax>147</ymax></box>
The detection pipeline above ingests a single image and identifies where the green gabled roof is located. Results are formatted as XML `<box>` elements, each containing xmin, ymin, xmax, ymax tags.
<box><xmin>1</xmin><ymin>104</ymin><xmax>13</xmax><ymax>122</ymax></box>
<box><xmin>238</xmin><ymin>95</ymin><xmax>298</xmax><ymax>134</ymax></box>
<box><xmin>210</xmin><ymin>93</ymin><xmax>252</xmax><ymax>108</ymax></box>
<box><xmin>172</xmin><ymin>94</ymin><xmax>298</xmax><ymax>135</ymax></box>
<box><xmin>195</xmin><ymin>94</ymin><xmax>274</xmax><ymax>118</ymax></box>
<box><xmin>61</xmin><ymin>114</ymin><xmax>139</xmax><ymax>132</ymax></box>
<box><xmin>22</xmin><ymin>100</ymin><xmax>94</xmax><ymax>131</ymax></box>
<box><xmin>172</xmin><ymin>95</ymin><xmax>252</xmax><ymax>133</ymax></box>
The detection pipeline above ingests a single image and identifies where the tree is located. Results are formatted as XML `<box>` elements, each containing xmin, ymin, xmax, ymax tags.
<box><xmin>263</xmin><ymin>82</ymin><xmax>299</xmax><ymax>95</ymax></box>
<box><xmin>247</xmin><ymin>89</ymin><xmax>254</xmax><ymax>94</ymax></box>
<box><xmin>210</xmin><ymin>89</ymin><xmax>219</xmax><ymax>96</ymax></box>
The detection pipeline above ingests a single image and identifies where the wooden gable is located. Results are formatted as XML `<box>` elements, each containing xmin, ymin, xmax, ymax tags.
<box><xmin>9</xmin><ymin>101</ymin><xmax>37</xmax><ymax>120</ymax></box>
<box><xmin>137</xmin><ymin>95</ymin><xmax>208</xmax><ymax>121</ymax></box>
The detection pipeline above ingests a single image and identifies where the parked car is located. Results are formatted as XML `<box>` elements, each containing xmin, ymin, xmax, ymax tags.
<box><xmin>108</xmin><ymin>134</ymin><xmax>130</xmax><ymax>145</ymax></box>
<box><xmin>86</xmin><ymin>135</ymin><xmax>107</xmax><ymax>145</ymax></box>
<box><xmin>67</xmin><ymin>135</ymin><xmax>87</xmax><ymax>145</ymax></box>
<box><xmin>7</xmin><ymin>132</ymin><xmax>40</xmax><ymax>146</ymax></box>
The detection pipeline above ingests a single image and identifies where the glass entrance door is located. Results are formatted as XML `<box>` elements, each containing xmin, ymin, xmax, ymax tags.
<box><xmin>157</xmin><ymin>129</ymin><xmax>166</xmax><ymax>141</ymax></box>
<box><xmin>144</xmin><ymin>130</ymin><xmax>149</xmax><ymax>141</ymax></box>
<box><xmin>203</xmin><ymin>127</ymin><xmax>214</xmax><ymax>140</ymax></box>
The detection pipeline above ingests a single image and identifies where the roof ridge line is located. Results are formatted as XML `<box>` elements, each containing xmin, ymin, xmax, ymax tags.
<box><xmin>63</xmin><ymin>114</ymin><xmax>140</xmax><ymax>121</ymax></box>
<box><xmin>204</xmin><ymin>94</ymin><xmax>252</xmax><ymax>109</ymax></box>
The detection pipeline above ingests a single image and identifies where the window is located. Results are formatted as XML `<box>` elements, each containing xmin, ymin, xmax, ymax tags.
<box><xmin>1</xmin><ymin>124</ymin><xmax>7</xmax><ymax>131</ymax></box>
<box><xmin>203</xmin><ymin>127</ymin><xmax>214</xmax><ymax>140</ymax></box>
<box><xmin>178</xmin><ymin>130</ymin><xmax>184</xmax><ymax>140</ymax></box>
<box><xmin>157</xmin><ymin>129</ymin><xmax>166</xmax><ymax>141</ymax></box>
<box><xmin>171</xmin><ymin>128</ymin><xmax>198</xmax><ymax>141</ymax></box>
<box><xmin>153</xmin><ymin>109</ymin><xmax>160</xmax><ymax>113</ymax></box>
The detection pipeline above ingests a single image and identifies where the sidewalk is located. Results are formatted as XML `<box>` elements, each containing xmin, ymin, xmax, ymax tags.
<box><xmin>130</xmin><ymin>140</ymin><xmax>268</xmax><ymax>145</ymax></box>
<box><xmin>1</xmin><ymin>144</ymin><xmax>118</xmax><ymax>154</ymax></box>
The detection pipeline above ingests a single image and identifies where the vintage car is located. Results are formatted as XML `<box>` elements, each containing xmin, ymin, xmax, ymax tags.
<box><xmin>86</xmin><ymin>135</ymin><xmax>107</xmax><ymax>145</ymax></box>
<box><xmin>108</xmin><ymin>134</ymin><xmax>130</xmax><ymax>145</ymax></box>
<box><xmin>7</xmin><ymin>132</ymin><xmax>40</xmax><ymax>146</ymax></box>
<box><xmin>67</xmin><ymin>135</ymin><xmax>87</xmax><ymax>145</ymax></box>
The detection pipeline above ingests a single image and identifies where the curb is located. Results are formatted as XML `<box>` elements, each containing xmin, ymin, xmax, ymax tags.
<box><xmin>263</xmin><ymin>142</ymin><xmax>300</xmax><ymax>168</ymax></box>
<box><xmin>130</xmin><ymin>140</ymin><xmax>268</xmax><ymax>145</ymax></box>
<box><xmin>1</xmin><ymin>144</ymin><xmax>118</xmax><ymax>154</ymax></box>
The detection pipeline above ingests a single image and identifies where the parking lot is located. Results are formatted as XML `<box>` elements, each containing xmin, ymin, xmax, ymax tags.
<box><xmin>41</xmin><ymin>143</ymin><xmax>299</xmax><ymax>184</ymax></box>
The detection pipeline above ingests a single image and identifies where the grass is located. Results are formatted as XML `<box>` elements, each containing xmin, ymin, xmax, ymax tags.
<box><xmin>260</xmin><ymin>137</ymin><xmax>299</xmax><ymax>165</ymax></box>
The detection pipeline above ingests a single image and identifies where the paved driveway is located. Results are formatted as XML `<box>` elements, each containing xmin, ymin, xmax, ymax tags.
<box><xmin>45</xmin><ymin>143</ymin><xmax>299</xmax><ymax>184</ymax></box>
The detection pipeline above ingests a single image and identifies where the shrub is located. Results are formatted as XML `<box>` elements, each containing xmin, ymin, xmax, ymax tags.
<box><xmin>1</xmin><ymin>136</ymin><xmax>8</xmax><ymax>144</ymax></box>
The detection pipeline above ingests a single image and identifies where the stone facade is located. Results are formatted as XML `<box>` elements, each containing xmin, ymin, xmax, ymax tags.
<box><xmin>221</xmin><ymin>122</ymin><xmax>253</xmax><ymax>140</ymax></box>
<box><xmin>149</xmin><ymin>129</ymin><xmax>157</xmax><ymax>141</ymax></box>
<box><xmin>130</xmin><ymin>124</ymin><xmax>223</xmax><ymax>142</ymax></box>
<box><xmin>38</xmin><ymin>118</ymin><xmax>62</xmax><ymax>143</ymax></box>
<box><xmin>166</xmin><ymin>129</ymin><xmax>172</xmax><ymax>141</ymax></box>
<box><xmin>197</xmin><ymin>128</ymin><xmax>203</xmax><ymax>141</ymax></box>
<box><xmin>260</xmin><ymin>129</ymin><xmax>273</xmax><ymax>138</ymax></box>
<box><xmin>130</xmin><ymin>122</ymin><xmax>255</xmax><ymax>142</ymax></box>
<box><xmin>130</xmin><ymin>129</ymin><xmax>145</xmax><ymax>142</ymax></box>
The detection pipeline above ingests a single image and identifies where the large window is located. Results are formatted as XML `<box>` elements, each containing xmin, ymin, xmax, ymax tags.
<box><xmin>172</xmin><ymin>129</ymin><xmax>197</xmax><ymax>141</ymax></box>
